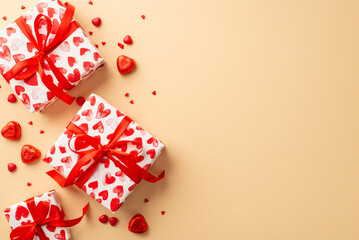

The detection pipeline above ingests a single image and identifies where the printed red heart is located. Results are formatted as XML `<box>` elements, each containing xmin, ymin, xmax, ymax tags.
<box><xmin>83</xmin><ymin>61</ymin><xmax>94</xmax><ymax>71</ymax></box>
<box><xmin>61</xmin><ymin>156</ymin><xmax>72</xmax><ymax>168</ymax></box>
<box><xmin>6</xmin><ymin>27</ymin><xmax>16</xmax><ymax>37</ymax></box>
<box><xmin>81</xmin><ymin>109</ymin><xmax>93</xmax><ymax>122</ymax></box>
<box><xmin>96</xmin><ymin>103</ymin><xmax>111</xmax><ymax>119</ymax></box>
<box><xmin>80</xmin><ymin>48</ymin><xmax>90</xmax><ymax>56</ymax></box>
<box><xmin>124</xmin><ymin>128</ymin><xmax>134</xmax><ymax>136</ymax></box>
<box><xmin>67</xmin><ymin>57</ymin><xmax>76</xmax><ymax>67</ymax></box>
<box><xmin>67</xmin><ymin>68</ymin><xmax>80</xmax><ymax>82</ymax></box>
<box><xmin>0</xmin><ymin>45</ymin><xmax>11</xmax><ymax>62</ymax></box>
<box><xmin>47</xmin><ymin>91</ymin><xmax>55</xmax><ymax>100</ymax></box>
<box><xmin>113</xmin><ymin>185</ymin><xmax>124</xmax><ymax>198</ymax></box>
<box><xmin>0</xmin><ymin>37</ymin><xmax>7</xmax><ymax>47</ymax></box>
<box><xmin>109</xmin><ymin>217</ymin><xmax>118</xmax><ymax>226</ymax></box>
<box><xmin>59</xmin><ymin>146</ymin><xmax>66</xmax><ymax>154</ymax></box>
<box><xmin>54</xmin><ymin>230</ymin><xmax>66</xmax><ymax>240</ymax></box>
<box><xmin>49</xmin><ymin>54</ymin><xmax>60</xmax><ymax>63</ymax></box>
<box><xmin>128</xmin><ymin>214</ymin><xmax>148</xmax><ymax>234</ymax></box>
<box><xmin>99</xmin><ymin>214</ymin><xmax>108</xmax><ymax>223</ymax></box>
<box><xmin>54</xmin><ymin>166</ymin><xmax>64</xmax><ymax>175</ymax></box>
<box><xmin>13</xmin><ymin>53</ymin><xmax>25</xmax><ymax>63</ymax></box>
<box><xmin>146</xmin><ymin>149</ymin><xmax>156</xmax><ymax>159</ymax></box>
<box><xmin>73</xmin><ymin>36</ymin><xmax>84</xmax><ymax>47</ymax></box>
<box><xmin>21</xmin><ymin>93</ymin><xmax>31</xmax><ymax>110</ymax></box>
<box><xmin>117</xmin><ymin>55</ymin><xmax>136</xmax><ymax>74</ymax></box>
<box><xmin>92</xmin><ymin>17</ymin><xmax>101</xmax><ymax>27</ymax></box>
<box><xmin>1</xmin><ymin>121</ymin><xmax>21</xmax><ymax>140</ymax></box>
<box><xmin>93</xmin><ymin>121</ymin><xmax>104</xmax><ymax>133</ymax></box>
<box><xmin>36</xmin><ymin>2</ymin><xmax>48</xmax><ymax>13</ymax></box>
<box><xmin>101</xmin><ymin>158</ymin><xmax>110</xmax><ymax>168</ymax></box>
<box><xmin>110</xmin><ymin>198</ymin><xmax>122</xmax><ymax>212</ymax></box>
<box><xmin>132</xmin><ymin>138</ymin><xmax>143</xmax><ymax>149</ymax></box>
<box><xmin>98</xmin><ymin>190</ymin><xmax>109</xmax><ymax>200</ymax></box>
<box><xmin>116</xmin><ymin>110</ymin><xmax>124</xmax><ymax>117</ymax></box>
<box><xmin>88</xmin><ymin>181</ymin><xmax>98</xmax><ymax>190</ymax></box>
<box><xmin>128</xmin><ymin>184</ymin><xmax>136</xmax><ymax>191</ymax></box>
<box><xmin>78</xmin><ymin>123</ymin><xmax>89</xmax><ymax>134</ymax></box>
<box><xmin>47</xmin><ymin>7</ymin><xmax>56</xmax><ymax>18</ymax></box>
<box><xmin>46</xmin><ymin>225</ymin><xmax>56</xmax><ymax>232</ymax></box>
<box><xmin>88</xmin><ymin>95</ymin><xmax>96</xmax><ymax>106</ymax></box>
<box><xmin>72</xmin><ymin>114</ymin><xmax>80</xmax><ymax>122</ymax></box>
<box><xmin>21</xmin><ymin>144</ymin><xmax>41</xmax><ymax>164</ymax></box>
<box><xmin>43</xmin><ymin>157</ymin><xmax>53</xmax><ymax>163</ymax></box>
<box><xmin>58</xmin><ymin>67</ymin><xmax>67</xmax><ymax>74</ymax></box>
<box><xmin>0</xmin><ymin>63</ymin><xmax>9</xmax><ymax>75</ymax></box>
<box><xmin>24</xmin><ymin>74</ymin><xmax>38</xmax><ymax>86</ymax></box>
<box><xmin>26</xmin><ymin>42</ymin><xmax>35</xmax><ymax>52</ymax></box>
<box><xmin>60</xmin><ymin>41</ymin><xmax>70</xmax><ymax>52</ymax></box>
<box><xmin>51</xmin><ymin>19</ymin><xmax>59</xmax><ymax>34</ymax></box>
<box><xmin>93</xmin><ymin>52</ymin><xmax>102</xmax><ymax>61</ymax></box>
<box><xmin>15</xmin><ymin>205</ymin><xmax>29</xmax><ymax>221</ymax></box>
<box><xmin>104</xmin><ymin>172</ymin><xmax>116</xmax><ymax>185</ymax></box>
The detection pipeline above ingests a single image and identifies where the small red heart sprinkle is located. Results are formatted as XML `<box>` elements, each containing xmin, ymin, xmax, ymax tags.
<box><xmin>28</xmin><ymin>121</ymin><xmax>33</xmax><ymax>125</ymax></box>
<box><xmin>7</xmin><ymin>163</ymin><xmax>17</xmax><ymax>172</ymax></box>
<box><xmin>117</xmin><ymin>55</ymin><xmax>136</xmax><ymax>74</ymax></box>
<box><xmin>101</xmin><ymin>41</ymin><xmax>106</xmax><ymax>46</ymax></box>
<box><xmin>144</xmin><ymin>198</ymin><xmax>149</xmax><ymax>203</ymax></box>
<box><xmin>161</xmin><ymin>211</ymin><xmax>166</xmax><ymax>215</ymax></box>
<box><xmin>123</xmin><ymin>35</ymin><xmax>133</xmax><ymax>44</ymax></box>
<box><xmin>99</xmin><ymin>214</ymin><xmax>108</xmax><ymax>223</ymax></box>
<box><xmin>76</xmin><ymin>97</ymin><xmax>86</xmax><ymax>106</ymax></box>
<box><xmin>27</xmin><ymin>182</ymin><xmax>32</xmax><ymax>186</ymax></box>
<box><xmin>152</xmin><ymin>91</ymin><xmax>156</xmax><ymax>95</ymax></box>
<box><xmin>125</xmin><ymin>93</ymin><xmax>129</xmax><ymax>97</ymax></box>
<box><xmin>88</xmin><ymin>0</ymin><xmax>93</xmax><ymax>5</ymax></box>
<box><xmin>2</xmin><ymin>16</ymin><xmax>7</xmax><ymax>21</ymax></box>
<box><xmin>40</xmin><ymin>130</ymin><xmax>44</xmax><ymax>134</ymax></box>
<box><xmin>7</xmin><ymin>94</ymin><xmax>17</xmax><ymax>103</ymax></box>
<box><xmin>94</xmin><ymin>44</ymin><xmax>99</xmax><ymax>48</ymax></box>
<box><xmin>89</xmin><ymin>31</ymin><xmax>93</xmax><ymax>36</ymax></box>
<box><xmin>1</xmin><ymin>121</ymin><xmax>21</xmax><ymax>140</ymax></box>
<box><xmin>130</xmin><ymin>100</ymin><xmax>134</xmax><ymax>104</ymax></box>
<box><xmin>109</xmin><ymin>217</ymin><xmax>118</xmax><ymax>226</ymax></box>
<box><xmin>21</xmin><ymin>144</ymin><xmax>41</xmax><ymax>164</ymax></box>
<box><xmin>141</xmin><ymin>15</ymin><xmax>145</xmax><ymax>19</ymax></box>
<box><xmin>128</xmin><ymin>214</ymin><xmax>148</xmax><ymax>234</ymax></box>
<box><xmin>118</xmin><ymin>43</ymin><xmax>124</xmax><ymax>49</ymax></box>
<box><xmin>21</xmin><ymin>5</ymin><xmax>25</xmax><ymax>10</ymax></box>
<box><xmin>92</xmin><ymin>17</ymin><xmax>102</xmax><ymax>27</ymax></box>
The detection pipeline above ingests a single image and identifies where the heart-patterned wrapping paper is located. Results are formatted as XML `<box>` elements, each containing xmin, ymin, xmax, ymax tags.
<box><xmin>44</xmin><ymin>94</ymin><xmax>165</xmax><ymax>212</ymax></box>
<box><xmin>0</xmin><ymin>0</ymin><xmax>104</xmax><ymax>112</ymax></box>
<box><xmin>4</xmin><ymin>190</ymin><xmax>72</xmax><ymax>240</ymax></box>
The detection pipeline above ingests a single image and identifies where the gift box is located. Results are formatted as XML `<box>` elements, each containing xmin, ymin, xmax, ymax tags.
<box><xmin>0</xmin><ymin>0</ymin><xmax>104</xmax><ymax>112</ymax></box>
<box><xmin>43</xmin><ymin>94</ymin><xmax>165</xmax><ymax>212</ymax></box>
<box><xmin>4</xmin><ymin>190</ymin><xmax>88</xmax><ymax>240</ymax></box>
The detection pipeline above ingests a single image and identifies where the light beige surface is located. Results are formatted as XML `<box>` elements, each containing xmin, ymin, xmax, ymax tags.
<box><xmin>0</xmin><ymin>0</ymin><xmax>359</xmax><ymax>239</ymax></box>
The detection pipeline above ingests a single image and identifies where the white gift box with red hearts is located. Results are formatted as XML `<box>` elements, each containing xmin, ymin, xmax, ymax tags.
<box><xmin>43</xmin><ymin>94</ymin><xmax>164</xmax><ymax>212</ymax></box>
<box><xmin>4</xmin><ymin>190</ymin><xmax>72</xmax><ymax>240</ymax></box>
<box><xmin>0</xmin><ymin>0</ymin><xmax>104</xmax><ymax>112</ymax></box>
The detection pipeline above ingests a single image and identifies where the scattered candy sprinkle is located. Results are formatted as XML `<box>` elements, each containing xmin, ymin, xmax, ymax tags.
<box><xmin>152</xmin><ymin>91</ymin><xmax>156</xmax><ymax>95</ymax></box>
<box><xmin>76</xmin><ymin>97</ymin><xmax>86</xmax><ymax>106</ymax></box>
<box><xmin>130</xmin><ymin>100</ymin><xmax>134</xmax><ymax>104</ymax></box>
<box><xmin>99</xmin><ymin>214</ymin><xmax>108</xmax><ymax>223</ymax></box>
<box><xmin>40</xmin><ymin>130</ymin><xmax>44</xmax><ymax>134</ymax></box>
<box><xmin>28</xmin><ymin>121</ymin><xmax>33</xmax><ymax>125</ymax></box>
<box><xmin>89</xmin><ymin>31</ymin><xmax>93</xmax><ymax>36</ymax></box>
<box><xmin>92</xmin><ymin>17</ymin><xmax>102</xmax><ymax>27</ymax></box>
<box><xmin>101</xmin><ymin>41</ymin><xmax>106</xmax><ymax>46</ymax></box>
<box><xmin>109</xmin><ymin>217</ymin><xmax>118</xmax><ymax>226</ymax></box>
<box><xmin>125</xmin><ymin>93</ymin><xmax>129</xmax><ymax>97</ymax></box>
<box><xmin>141</xmin><ymin>15</ymin><xmax>145</xmax><ymax>19</ymax></box>
<box><xmin>118</xmin><ymin>43</ymin><xmax>124</xmax><ymax>49</ymax></box>
<box><xmin>123</xmin><ymin>35</ymin><xmax>133</xmax><ymax>44</ymax></box>
<box><xmin>88</xmin><ymin>0</ymin><xmax>93</xmax><ymax>5</ymax></box>
<box><xmin>27</xmin><ymin>182</ymin><xmax>32</xmax><ymax>186</ymax></box>
<box><xmin>161</xmin><ymin>211</ymin><xmax>166</xmax><ymax>215</ymax></box>
<box><xmin>144</xmin><ymin>198</ymin><xmax>149</xmax><ymax>203</ymax></box>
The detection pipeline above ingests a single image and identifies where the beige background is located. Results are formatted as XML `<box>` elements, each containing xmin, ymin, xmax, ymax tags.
<box><xmin>0</xmin><ymin>0</ymin><xmax>358</xmax><ymax>239</ymax></box>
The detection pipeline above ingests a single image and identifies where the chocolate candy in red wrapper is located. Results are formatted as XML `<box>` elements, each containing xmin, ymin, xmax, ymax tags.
<box><xmin>21</xmin><ymin>144</ymin><xmax>41</xmax><ymax>164</ymax></box>
<box><xmin>1</xmin><ymin>121</ymin><xmax>21</xmax><ymax>140</ymax></box>
<box><xmin>117</xmin><ymin>55</ymin><xmax>136</xmax><ymax>74</ymax></box>
<box><xmin>128</xmin><ymin>214</ymin><xmax>148</xmax><ymax>234</ymax></box>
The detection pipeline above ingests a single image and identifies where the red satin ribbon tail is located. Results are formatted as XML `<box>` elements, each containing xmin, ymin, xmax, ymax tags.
<box><xmin>10</xmin><ymin>225</ymin><xmax>36</xmax><ymax>240</ymax></box>
<box><xmin>46</xmin><ymin>170</ymin><xmax>68</xmax><ymax>187</ymax></box>
<box><xmin>49</xmin><ymin>203</ymin><xmax>89</xmax><ymax>228</ymax></box>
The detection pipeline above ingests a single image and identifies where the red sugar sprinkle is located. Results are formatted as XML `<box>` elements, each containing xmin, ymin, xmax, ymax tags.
<box><xmin>7</xmin><ymin>163</ymin><xmax>17</xmax><ymax>172</ymax></box>
<box><xmin>161</xmin><ymin>211</ymin><xmax>166</xmax><ymax>215</ymax></box>
<box><xmin>117</xmin><ymin>43</ymin><xmax>124</xmax><ymax>49</ymax></box>
<box><xmin>2</xmin><ymin>16</ymin><xmax>7</xmax><ymax>21</ymax></box>
<box><xmin>123</xmin><ymin>35</ymin><xmax>133</xmax><ymax>44</ymax></box>
<box><xmin>109</xmin><ymin>217</ymin><xmax>118</xmax><ymax>226</ymax></box>
<box><xmin>28</xmin><ymin>121</ymin><xmax>33</xmax><ymax>125</ymax></box>
<box><xmin>27</xmin><ymin>182</ymin><xmax>32</xmax><ymax>186</ymax></box>
<box><xmin>125</xmin><ymin>93</ymin><xmax>129</xmax><ymax>97</ymax></box>
<box><xmin>7</xmin><ymin>94</ymin><xmax>17</xmax><ymax>103</ymax></box>
<box><xmin>92</xmin><ymin>17</ymin><xmax>102</xmax><ymax>27</ymax></box>
<box><xmin>101</xmin><ymin>41</ymin><xmax>106</xmax><ymax>46</ymax></box>
<box><xmin>144</xmin><ymin>198</ymin><xmax>149</xmax><ymax>203</ymax></box>
<box><xmin>141</xmin><ymin>15</ymin><xmax>145</xmax><ymax>19</ymax></box>
<box><xmin>130</xmin><ymin>100</ymin><xmax>134</xmax><ymax>104</ymax></box>
<box><xmin>152</xmin><ymin>91</ymin><xmax>156</xmax><ymax>95</ymax></box>
<box><xmin>99</xmin><ymin>214</ymin><xmax>108</xmax><ymax>223</ymax></box>
<box><xmin>40</xmin><ymin>130</ymin><xmax>44</xmax><ymax>134</ymax></box>
<box><xmin>88</xmin><ymin>0</ymin><xmax>93</xmax><ymax>5</ymax></box>
<box><xmin>21</xmin><ymin>5</ymin><xmax>25</xmax><ymax>10</ymax></box>
<box><xmin>76</xmin><ymin>97</ymin><xmax>86</xmax><ymax>106</ymax></box>
<box><xmin>89</xmin><ymin>31</ymin><xmax>93</xmax><ymax>36</ymax></box>
<box><xmin>94</xmin><ymin>44</ymin><xmax>99</xmax><ymax>48</ymax></box>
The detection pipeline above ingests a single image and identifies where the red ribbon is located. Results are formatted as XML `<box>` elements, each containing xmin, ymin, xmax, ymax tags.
<box><xmin>3</xmin><ymin>3</ymin><xmax>80</xmax><ymax>105</ymax></box>
<box><xmin>10</xmin><ymin>196</ymin><xmax>88</xmax><ymax>240</ymax></box>
<box><xmin>47</xmin><ymin>115</ymin><xmax>165</xmax><ymax>188</ymax></box>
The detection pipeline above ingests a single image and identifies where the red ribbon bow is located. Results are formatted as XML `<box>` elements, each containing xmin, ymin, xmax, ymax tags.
<box><xmin>10</xmin><ymin>197</ymin><xmax>88</xmax><ymax>240</ymax></box>
<box><xmin>47</xmin><ymin>115</ymin><xmax>165</xmax><ymax>188</ymax></box>
<box><xmin>3</xmin><ymin>3</ymin><xmax>81</xmax><ymax>105</ymax></box>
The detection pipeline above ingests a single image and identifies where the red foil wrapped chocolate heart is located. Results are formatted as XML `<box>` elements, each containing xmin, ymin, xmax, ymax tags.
<box><xmin>128</xmin><ymin>214</ymin><xmax>148</xmax><ymax>234</ymax></box>
<box><xmin>21</xmin><ymin>144</ymin><xmax>41</xmax><ymax>164</ymax></box>
<box><xmin>117</xmin><ymin>55</ymin><xmax>136</xmax><ymax>75</ymax></box>
<box><xmin>1</xmin><ymin>121</ymin><xmax>21</xmax><ymax>140</ymax></box>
